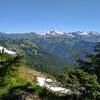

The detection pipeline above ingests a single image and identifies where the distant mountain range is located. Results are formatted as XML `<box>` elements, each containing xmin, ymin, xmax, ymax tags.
<box><xmin>41</xmin><ymin>29</ymin><xmax>100</xmax><ymax>42</ymax></box>
<box><xmin>0</xmin><ymin>29</ymin><xmax>100</xmax><ymax>71</ymax></box>
<box><xmin>34</xmin><ymin>29</ymin><xmax>99</xmax><ymax>62</ymax></box>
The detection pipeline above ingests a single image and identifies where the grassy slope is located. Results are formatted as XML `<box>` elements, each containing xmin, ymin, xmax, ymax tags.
<box><xmin>1</xmin><ymin>66</ymin><xmax>64</xmax><ymax>100</ymax></box>
<box><xmin>0</xmin><ymin>66</ymin><xmax>48</xmax><ymax>97</ymax></box>
<box><xmin>18</xmin><ymin>67</ymin><xmax>49</xmax><ymax>82</ymax></box>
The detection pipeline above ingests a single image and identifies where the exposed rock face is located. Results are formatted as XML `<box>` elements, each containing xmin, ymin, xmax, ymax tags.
<box><xmin>17</xmin><ymin>92</ymin><xmax>40</xmax><ymax>100</ymax></box>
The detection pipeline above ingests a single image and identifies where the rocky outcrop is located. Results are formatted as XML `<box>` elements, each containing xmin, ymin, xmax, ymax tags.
<box><xmin>17</xmin><ymin>91</ymin><xmax>40</xmax><ymax>100</ymax></box>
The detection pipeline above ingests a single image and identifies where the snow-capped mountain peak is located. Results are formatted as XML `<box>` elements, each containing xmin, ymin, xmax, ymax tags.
<box><xmin>40</xmin><ymin>29</ymin><xmax>100</xmax><ymax>42</ymax></box>
<box><xmin>40</xmin><ymin>29</ymin><xmax>63</xmax><ymax>36</ymax></box>
<box><xmin>46</xmin><ymin>29</ymin><xmax>64</xmax><ymax>36</ymax></box>
<box><xmin>40</xmin><ymin>29</ymin><xmax>75</xmax><ymax>38</ymax></box>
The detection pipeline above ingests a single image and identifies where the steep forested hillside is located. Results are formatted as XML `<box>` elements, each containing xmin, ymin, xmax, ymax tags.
<box><xmin>0</xmin><ymin>35</ymin><xmax>68</xmax><ymax>73</ymax></box>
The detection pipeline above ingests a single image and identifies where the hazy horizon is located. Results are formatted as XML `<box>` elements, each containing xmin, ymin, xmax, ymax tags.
<box><xmin>0</xmin><ymin>28</ymin><xmax>100</xmax><ymax>34</ymax></box>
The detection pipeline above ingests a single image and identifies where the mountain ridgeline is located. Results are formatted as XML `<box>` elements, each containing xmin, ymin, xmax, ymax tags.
<box><xmin>0</xmin><ymin>29</ymin><xmax>100</xmax><ymax>72</ymax></box>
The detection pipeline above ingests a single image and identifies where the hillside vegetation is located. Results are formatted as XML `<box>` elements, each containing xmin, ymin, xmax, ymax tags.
<box><xmin>0</xmin><ymin>36</ymin><xmax>68</xmax><ymax>74</ymax></box>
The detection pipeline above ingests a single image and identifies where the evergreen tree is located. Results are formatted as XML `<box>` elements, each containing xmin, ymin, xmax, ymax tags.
<box><xmin>77</xmin><ymin>43</ymin><xmax>100</xmax><ymax>82</ymax></box>
<box><xmin>0</xmin><ymin>53</ymin><xmax>22</xmax><ymax>87</ymax></box>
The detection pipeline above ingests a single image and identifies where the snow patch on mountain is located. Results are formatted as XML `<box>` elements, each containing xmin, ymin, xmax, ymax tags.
<box><xmin>37</xmin><ymin>77</ymin><xmax>72</xmax><ymax>94</ymax></box>
<box><xmin>0</xmin><ymin>46</ymin><xmax>16</xmax><ymax>55</ymax></box>
<box><xmin>65</xmin><ymin>32</ymin><xmax>75</xmax><ymax>37</ymax></box>
<box><xmin>78</xmin><ymin>32</ymin><xmax>89</xmax><ymax>35</ymax></box>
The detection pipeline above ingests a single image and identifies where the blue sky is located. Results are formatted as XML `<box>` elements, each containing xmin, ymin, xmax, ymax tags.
<box><xmin>0</xmin><ymin>0</ymin><xmax>100</xmax><ymax>33</ymax></box>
